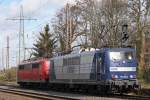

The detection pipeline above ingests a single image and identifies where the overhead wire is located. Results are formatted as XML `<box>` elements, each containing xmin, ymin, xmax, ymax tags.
<box><xmin>1</xmin><ymin>0</ymin><xmax>55</xmax><ymax>67</ymax></box>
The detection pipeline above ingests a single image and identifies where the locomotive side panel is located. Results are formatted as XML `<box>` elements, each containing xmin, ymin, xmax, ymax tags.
<box><xmin>79</xmin><ymin>54</ymin><xmax>93</xmax><ymax>80</ymax></box>
<box><xmin>17</xmin><ymin>64</ymin><xmax>32</xmax><ymax>82</ymax></box>
<box><xmin>50</xmin><ymin>52</ymin><xmax>97</xmax><ymax>83</ymax></box>
<box><xmin>53</xmin><ymin>57</ymin><xmax>63</xmax><ymax>79</ymax></box>
<box><xmin>17</xmin><ymin>59</ymin><xmax>50</xmax><ymax>85</ymax></box>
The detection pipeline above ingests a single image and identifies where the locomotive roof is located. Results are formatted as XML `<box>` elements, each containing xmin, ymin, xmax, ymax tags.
<box><xmin>19</xmin><ymin>48</ymin><xmax>135</xmax><ymax>63</ymax></box>
<box><xmin>51</xmin><ymin>47</ymin><xmax>135</xmax><ymax>60</ymax></box>
<box><xmin>100</xmin><ymin>48</ymin><xmax>136</xmax><ymax>52</ymax></box>
<box><xmin>19</xmin><ymin>58</ymin><xmax>49</xmax><ymax>65</ymax></box>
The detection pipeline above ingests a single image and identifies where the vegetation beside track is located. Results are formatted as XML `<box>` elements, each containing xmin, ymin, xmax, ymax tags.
<box><xmin>131</xmin><ymin>80</ymin><xmax>150</xmax><ymax>96</ymax></box>
<box><xmin>0</xmin><ymin>67</ymin><xmax>17</xmax><ymax>82</ymax></box>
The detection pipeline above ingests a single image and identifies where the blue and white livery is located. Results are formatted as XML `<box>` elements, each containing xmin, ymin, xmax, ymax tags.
<box><xmin>49</xmin><ymin>48</ymin><xmax>139</xmax><ymax>93</ymax></box>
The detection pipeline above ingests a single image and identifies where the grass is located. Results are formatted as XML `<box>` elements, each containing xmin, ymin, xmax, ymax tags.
<box><xmin>140</xmin><ymin>80</ymin><xmax>150</xmax><ymax>89</ymax></box>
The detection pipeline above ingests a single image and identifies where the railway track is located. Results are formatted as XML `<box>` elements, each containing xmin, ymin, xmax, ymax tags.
<box><xmin>0</xmin><ymin>86</ymin><xmax>79</xmax><ymax>100</ymax></box>
<box><xmin>0</xmin><ymin>83</ymin><xmax>150</xmax><ymax>100</ymax></box>
<box><xmin>110</xmin><ymin>94</ymin><xmax>150</xmax><ymax>100</ymax></box>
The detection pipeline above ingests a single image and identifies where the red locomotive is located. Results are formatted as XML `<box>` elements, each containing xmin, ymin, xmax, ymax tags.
<box><xmin>17</xmin><ymin>58</ymin><xmax>50</xmax><ymax>86</ymax></box>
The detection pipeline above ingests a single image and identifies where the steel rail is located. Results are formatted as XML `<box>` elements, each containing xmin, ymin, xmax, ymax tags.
<box><xmin>0</xmin><ymin>83</ymin><xmax>150</xmax><ymax>100</ymax></box>
<box><xmin>0</xmin><ymin>87</ymin><xmax>79</xmax><ymax>100</ymax></box>
<box><xmin>111</xmin><ymin>94</ymin><xmax>150</xmax><ymax>100</ymax></box>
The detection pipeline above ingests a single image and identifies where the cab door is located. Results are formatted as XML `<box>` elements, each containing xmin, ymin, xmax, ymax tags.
<box><xmin>96</xmin><ymin>53</ymin><xmax>104</xmax><ymax>81</ymax></box>
<box><xmin>32</xmin><ymin>63</ymin><xmax>40</xmax><ymax>81</ymax></box>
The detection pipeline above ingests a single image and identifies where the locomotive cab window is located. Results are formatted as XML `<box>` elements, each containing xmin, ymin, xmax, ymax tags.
<box><xmin>32</xmin><ymin>63</ymin><xmax>40</xmax><ymax>69</ymax></box>
<box><xmin>24</xmin><ymin>64</ymin><xmax>32</xmax><ymax>70</ymax></box>
<box><xmin>19</xmin><ymin>65</ymin><xmax>24</xmax><ymax>70</ymax></box>
<box><xmin>109</xmin><ymin>52</ymin><xmax>133</xmax><ymax>60</ymax></box>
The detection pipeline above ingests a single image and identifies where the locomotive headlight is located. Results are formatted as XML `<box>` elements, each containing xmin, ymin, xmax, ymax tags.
<box><xmin>130</xmin><ymin>75</ymin><xmax>133</xmax><ymax>78</ymax></box>
<box><xmin>128</xmin><ymin>55</ymin><xmax>132</xmax><ymax>60</ymax></box>
<box><xmin>115</xmin><ymin>75</ymin><xmax>118</xmax><ymax>78</ymax></box>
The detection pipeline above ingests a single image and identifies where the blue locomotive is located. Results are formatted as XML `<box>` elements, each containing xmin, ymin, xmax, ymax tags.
<box><xmin>49</xmin><ymin>48</ymin><xmax>139</xmax><ymax>93</ymax></box>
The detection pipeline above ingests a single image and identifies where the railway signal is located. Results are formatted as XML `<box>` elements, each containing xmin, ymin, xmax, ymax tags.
<box><xmin>122</xmin><ymin>24</ymin><xmax>129</xmax><ymax>46</ymax></box>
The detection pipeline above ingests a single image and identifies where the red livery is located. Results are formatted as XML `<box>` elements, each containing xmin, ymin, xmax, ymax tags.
<box><xmin>17</xmin><ymin>58</ymin><xmax>50</xmax><ymax>86</ymax></box>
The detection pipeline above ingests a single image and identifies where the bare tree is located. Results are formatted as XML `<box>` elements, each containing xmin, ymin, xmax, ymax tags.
<box><xmin>128</xmin><ymin>0</ymin><xmax>150</xmax><ymax>76</ymax></box>
<box><xmin>52</xmin><ymin>3</ymin><xmax>83</xmax><ymax>52</ymax></box>
<box><xmin>76</xmin><ymin>0</ymin><xmax>128</xmax><ymax>48</ymax></box>
<box><xmin>101</xmin><ymin>0</ymin><xmax>128</xmax><ymax>46</ymax></box>
<box><xmin>76</xmin><ymin>0</ymin><xmax>105</xmax><ymax>48</ymax></box>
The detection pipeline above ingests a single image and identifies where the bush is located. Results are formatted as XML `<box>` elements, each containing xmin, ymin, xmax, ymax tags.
<box><xmin>0</xmin><ymin>67</ymin><xmax>17</xmax><ymax>82</ymax></box>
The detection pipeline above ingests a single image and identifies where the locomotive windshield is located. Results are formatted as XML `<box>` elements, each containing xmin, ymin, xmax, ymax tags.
<box><xmin>109</xmin><ymin>52</ymin><xmax>133</xmax><ymax>60</ymax></box>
